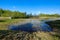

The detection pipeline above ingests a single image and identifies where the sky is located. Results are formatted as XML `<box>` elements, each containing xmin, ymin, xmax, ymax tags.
<box><xmin>0</xmin><ymin>0</ymin><xmax>60</xmax><ymax>15</ymax></box>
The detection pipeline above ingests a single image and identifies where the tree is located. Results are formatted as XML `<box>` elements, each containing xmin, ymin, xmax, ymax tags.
<box><xmin>0</xmin><ymin>9</ymin><xmax>4</xmax><ymax>16</ymax></box>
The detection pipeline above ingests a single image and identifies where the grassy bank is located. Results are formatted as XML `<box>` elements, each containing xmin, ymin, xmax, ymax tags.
<box><xmin>46</xmin><ymin>20</ymin><xmax>60</xmax><ymax>28</ymax></box>
<box><xmin>46</xmin><ymin>20</ymin><xmax>60</xmax><ymax>40</ymax></box>
<box><xmin>0</xmin><ymin>19</ymin><xmax>26</xmax><ymax>30</ymax></box>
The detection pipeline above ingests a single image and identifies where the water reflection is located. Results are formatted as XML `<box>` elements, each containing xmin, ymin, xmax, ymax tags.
<box><xmin>8</xmin><ymin>20</ymin><xmax>52</xmax><ymax>32</ymax></box>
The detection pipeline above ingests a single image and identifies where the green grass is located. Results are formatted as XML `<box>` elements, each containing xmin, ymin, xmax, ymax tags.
<box><xmin>0</xmin><ymin>19</ymin><xmax>26</xmax><ymax>30</ymax></box>
<box><xmin>46</xmin><ymin>20</ymin><xmax>60</xmax><ymax>40</ymax></box>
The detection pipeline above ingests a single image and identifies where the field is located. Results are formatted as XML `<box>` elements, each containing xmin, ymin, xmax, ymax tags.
<box><xmin>0</xmin><ymin>18</ymin><xmax>60</xmax><ymax>40</ymax></box>
<box><xmin>0</xmin><ymin>19</ymin><xmax>26</xmax><ymax>30</ymax></box>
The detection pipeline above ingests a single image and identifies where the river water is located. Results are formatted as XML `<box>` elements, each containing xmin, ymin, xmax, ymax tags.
<box><xmin>8</xmin><ymin>19</ymin><xmax>52</xmax><ymax>32</ymax></box>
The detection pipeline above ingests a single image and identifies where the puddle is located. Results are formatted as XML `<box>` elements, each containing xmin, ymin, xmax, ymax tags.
<box><xmin>8</xmin><ymin>20</ymin><xmax>52</xmax><ymax>32</ymax></box>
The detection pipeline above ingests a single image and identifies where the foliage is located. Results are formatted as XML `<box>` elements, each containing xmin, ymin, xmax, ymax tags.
<box><xmin>0</xmin><ymin>9</ymin><xmax>4</xmax><ymax>16</ymax></box>
<box><xmin>0</xmin><ymin>8</ymin><xmax>60</xmax><ymax>18</ymax></box>
<box><xmin>0</xmin><ymin>9</ymin><xmax>30</xmax><ymax>19</ymax></box>
<box><xmin>39</xmin><ymin>13</ymin><xmax>60</xmax><ymax>17</ymax></box>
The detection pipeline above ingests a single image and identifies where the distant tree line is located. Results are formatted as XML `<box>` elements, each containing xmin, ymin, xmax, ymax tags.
<box><xmin>0</xmin><ymin>8</ymin><xmax>33</xmax><ymax>19</ymax></box>
<box><xmin>39</xmin><ymin>13</ymin><xmax>60</xmax><ymax>17</ymax></box>
<box><xmin>0</xmin><ymin>8</ymin><xmax>60</xmax><ymax>19</ymax></box>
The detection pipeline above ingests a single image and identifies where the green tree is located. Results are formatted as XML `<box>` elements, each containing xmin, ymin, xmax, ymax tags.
<box><xmin>0</xmin><ymin>9</ymin><xmax>4</xmax><ymax>16</ymax></box>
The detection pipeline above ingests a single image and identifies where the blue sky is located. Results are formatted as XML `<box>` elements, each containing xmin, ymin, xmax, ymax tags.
<box><xmin>0</xmin><ymin>0</ymin><xmax>60</xmax><ymax>15</ymax></box>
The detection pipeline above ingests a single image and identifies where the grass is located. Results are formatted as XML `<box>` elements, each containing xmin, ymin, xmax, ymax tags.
<box><xmin>0</xmin><ymin>19</ymin><xmax>26</xmax><ymax>30</ymax></box>
<box><xmin>0</xmin><ymin>30</ymin><xmax>60</xmax><ymax>40</ymax></box>
<box><xmin>0</xmin><ymin>18</ymin><xmax>60</xmax><ymax>40</ymax></box>
<box><xmin>45</xmin><ymin>20</ymin><xmax>60</xmax><ymax>40</ymax></box>
<box><xmin>46</xmin><ymin>20</ymin><xmax>60</xmax><ymax>28</ymax></box>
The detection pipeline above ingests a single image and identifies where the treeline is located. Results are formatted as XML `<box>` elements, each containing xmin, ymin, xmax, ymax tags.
<box><xmin>39</xmin><ymin>13</ymin><xmax>60</xmax><ymax>17</ymax></box>
<box><xmin>0</xmin><ymin>9</ymin><xmax>33</xmax><ymax>19</ymax></box>
<box><xmin>0</xmin><ymin>8</ymin><xmax>60</xmax><ymax>19</ymax></box>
